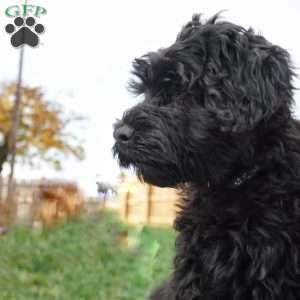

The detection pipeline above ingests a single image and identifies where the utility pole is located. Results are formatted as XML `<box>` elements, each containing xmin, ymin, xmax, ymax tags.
<box><xmin>6</xmin><ymin>0</ymin><xmax>27</xmax><ymax>207</ymax></box>
<box><xmin>6</xmin><ymin>46</ymin><xmax>24</xmax><ymax>204</ymax></box>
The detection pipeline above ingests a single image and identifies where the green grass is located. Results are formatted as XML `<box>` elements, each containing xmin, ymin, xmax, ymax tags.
<box><xmin>0</xmin><ymin>211</ymin><xmax>176</xmax><ymax>300</ymax></box>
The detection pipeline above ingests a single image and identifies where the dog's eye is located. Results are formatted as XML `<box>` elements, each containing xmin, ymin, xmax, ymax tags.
<box><xmin>154</xmin><ymin>96</ymin><xmax>171</xmax><ymax>107</ymax></box>
<box><xmin>207</xmin><ymin>64</ymin><xmax>218</xmax><ymax>76</ymax></box>
<box><xmin>207</xmin><ymin>89</ymin><xmax>221</xmax><ymax>101</ymax></box>
<box><xmin>147</xmin><ymin>90</ymin><xmax>173</xmax><ymax>107</ymax></box>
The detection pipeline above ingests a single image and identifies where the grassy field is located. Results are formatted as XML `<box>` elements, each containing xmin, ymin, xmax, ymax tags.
<box><xmin>0</xmin><ymin>211</ymin><xmax>176</xmax><ymax>300</ymax></box>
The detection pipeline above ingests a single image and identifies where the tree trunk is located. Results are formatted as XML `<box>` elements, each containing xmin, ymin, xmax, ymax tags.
<box><xmin>0</xmin><ymin>135</ymin><xmax>9</xmax><ymax>174</ymax></box>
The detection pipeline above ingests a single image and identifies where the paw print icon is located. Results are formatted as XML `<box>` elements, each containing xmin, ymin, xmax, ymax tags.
<box><xmin>5</xmin><ymin>16</ymin><xmax>45</xmax><ymax>47</ymax></box>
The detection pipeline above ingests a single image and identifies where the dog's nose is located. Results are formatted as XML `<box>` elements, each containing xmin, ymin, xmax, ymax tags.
<box><xmin>114</xmin><ymin>124</ymin><xmax>134</xmax><ymax>143</ymax></box>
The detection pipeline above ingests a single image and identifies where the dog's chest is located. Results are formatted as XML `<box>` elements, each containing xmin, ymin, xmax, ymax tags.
<box><xmin>174</xmin><ymin>188</ymin><xmax>300</xmax><ymax>300</ymax></box>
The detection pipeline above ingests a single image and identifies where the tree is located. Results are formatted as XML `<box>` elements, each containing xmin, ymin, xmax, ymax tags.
<box><xmin>0</xmin><ymin>82</ymin><xmax>85</xmax><ymax>173</ymax></box>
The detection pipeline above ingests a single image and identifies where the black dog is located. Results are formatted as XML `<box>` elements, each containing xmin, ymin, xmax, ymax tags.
<box><xmin>113</xmin><ymin>13</ymin><xmax>300</xmax><ymax>300</ymax></box>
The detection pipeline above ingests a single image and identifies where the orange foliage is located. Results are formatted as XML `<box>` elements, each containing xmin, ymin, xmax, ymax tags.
<box><xmin>0</xmin><ymin>82</ymin><xmax>85</xmax><ymax>171</ymax></box>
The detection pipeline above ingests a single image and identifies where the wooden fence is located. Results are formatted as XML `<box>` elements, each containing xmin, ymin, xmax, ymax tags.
<box><xmin>118</xmin><ymin>177</ymin><xmax>179</xmax><ymax>225</ymax></box>
<box><xmin>0</xmin><ymin>177</ymin><xmax>107</xmax><ymax>227</ymax></box>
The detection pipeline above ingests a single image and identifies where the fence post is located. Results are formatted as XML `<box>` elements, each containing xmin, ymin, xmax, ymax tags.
<box><xmin>146</xmin><ymin>184</ymin><xmax>153</xmax><ymax>224</ymax></box>
<box><xmin>0</xmin><ymin>176</ymin><xmax>2</xmax><ymax>201</ymax></box>
<box><xmin>124</xmin><ymin>191</ymin><xmax>130</xmax><ymax>221</ymax></box>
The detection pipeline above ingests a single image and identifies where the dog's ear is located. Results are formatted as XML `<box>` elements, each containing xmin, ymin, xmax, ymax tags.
<box><xmin>204</xmin><ymin>30</ymin><xmax>294</xmax><ymax>133</ymax></box>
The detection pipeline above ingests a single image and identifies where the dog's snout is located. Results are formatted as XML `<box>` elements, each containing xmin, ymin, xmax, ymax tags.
<box><xmin>114</xmin><ymin>124</ymin><xmax>134</xmax><ymax>143</ymax></box>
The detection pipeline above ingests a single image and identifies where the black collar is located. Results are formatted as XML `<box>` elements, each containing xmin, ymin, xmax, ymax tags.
<box><xmin>231</xmin><ymin>165</ymin><xmax>260</xmax><ymax>188</ymax></box>
<box><xmin>207</xmin><ymin>165</ymin><xmax>261</xmax><ymax>190</ymax></box>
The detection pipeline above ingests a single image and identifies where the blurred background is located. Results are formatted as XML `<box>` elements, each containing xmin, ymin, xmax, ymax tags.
<box><xmin>0</xmin><ymin>0</ymin><xmax>300</xmax><ymax>299</ymax></box>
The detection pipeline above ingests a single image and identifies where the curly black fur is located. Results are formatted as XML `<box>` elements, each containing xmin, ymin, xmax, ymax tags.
<box><xmin>113</xmin><ymin>13</ymin><xmax>300</xmax><ymax>300</ymax></box>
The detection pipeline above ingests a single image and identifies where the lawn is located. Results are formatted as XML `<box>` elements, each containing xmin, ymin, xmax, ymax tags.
<box><xmin>0</xmin><ymin>211</ymin><xmax>176</xmax><ymax>300</ymax></box>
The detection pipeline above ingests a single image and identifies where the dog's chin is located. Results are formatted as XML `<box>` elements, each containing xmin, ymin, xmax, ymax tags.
<box><xmin>136</xmin><ymin>164</ymin><xmax>181</xmax><ymax>188</ymax></box>
<box><xmin>114</xmin><ymin>144</ymin><xmax>182</xmax><ymax>187</ymax></box>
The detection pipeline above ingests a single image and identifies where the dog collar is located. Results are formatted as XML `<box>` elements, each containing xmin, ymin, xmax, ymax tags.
<box><xmin>232</xmin><ymin>165</ymin><xmax>260</xmax><ymax>187</ymax></box>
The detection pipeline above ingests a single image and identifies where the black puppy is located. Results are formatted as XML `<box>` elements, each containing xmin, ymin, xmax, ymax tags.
<box><xmin>113</xmin><ymin>13</ymin><xmax>300</xmax><ymax>300</ymax></box>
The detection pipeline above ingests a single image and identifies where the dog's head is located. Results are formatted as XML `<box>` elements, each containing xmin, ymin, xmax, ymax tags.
<box><xmin>113</xmin><ymin>13</ymin><xmax>294</xmax><ymax>187</ymax></box>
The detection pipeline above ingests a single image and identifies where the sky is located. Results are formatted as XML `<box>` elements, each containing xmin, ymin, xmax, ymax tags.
<box><xmin>0</xmin><ymin>0</ymin><xmax>299</xmax><ymax>196</ymax></box>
